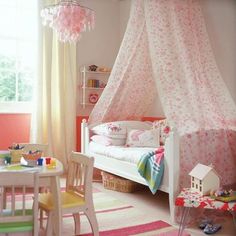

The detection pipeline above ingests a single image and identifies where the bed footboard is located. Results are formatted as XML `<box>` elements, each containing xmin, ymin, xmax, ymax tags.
<box><xmin>165</xmin><ymin>128</ymin><xmax>179</xmax><ymax>223</ymax></box>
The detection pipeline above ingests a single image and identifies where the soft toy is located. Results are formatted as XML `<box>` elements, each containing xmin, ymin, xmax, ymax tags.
<box><xmin>88</xmin><ymin>65</ymin><xmax>98</xmax><ymax>71</ymax></box>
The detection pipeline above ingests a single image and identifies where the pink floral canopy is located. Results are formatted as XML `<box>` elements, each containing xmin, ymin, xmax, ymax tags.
<box><xmin>89</xmin><ymin>0</ymin><xmax>236</xmax><ymax>188</ymax></box>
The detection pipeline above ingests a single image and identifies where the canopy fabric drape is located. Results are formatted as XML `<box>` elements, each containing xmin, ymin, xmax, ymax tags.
<box><xmin>30</xmin><ymin>0</ymin><xmax>77</xmax><ymax>169</ymax></box>
<box><xmin>89</xmin><ymin>0</ymin><xmax>236</xmax><ymax>188</ymax></box>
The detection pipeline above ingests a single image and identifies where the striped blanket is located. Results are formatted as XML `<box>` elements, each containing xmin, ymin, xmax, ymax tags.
<box><xmin>137</xmin><ymin>147</ymin><xmax>164</xmax><ymax>194</ymax></box>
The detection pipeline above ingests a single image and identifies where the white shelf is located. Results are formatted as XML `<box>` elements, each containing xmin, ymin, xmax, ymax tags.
<box><xmin>80</xmin><ymin>102</ymin><xmax>96</xmax><ymax>106</ymax></box>
<box><xmin>80</xmin><ymin>66</ymin><xmax>110</xmax><ymax>108</ymax></box>
<box><xmin>80</xmin><ymin>68</ymin><xmax>110</xmax><ymax>75</ymax></box>
<box><xmin>82</xmin><ymin>86</ymin><xmax>104</xmax><ymax>90</ymax></box>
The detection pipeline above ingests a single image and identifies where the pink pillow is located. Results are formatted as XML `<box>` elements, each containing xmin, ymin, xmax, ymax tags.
<box><xmin>126</xmin><ymin>129</ymin><xmax>160</xmax><ymax>147</ymax></box>
<box><xmin>91</xmin><ymin>135</ymin><xmax>126</xmax><ymax>146</ymax></box>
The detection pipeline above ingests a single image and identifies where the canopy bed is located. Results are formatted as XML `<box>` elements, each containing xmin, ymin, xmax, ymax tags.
<box><xmin>82</xmin><ymin>0</ymin><xmax>236</xmax><ymax>223</ymax></box>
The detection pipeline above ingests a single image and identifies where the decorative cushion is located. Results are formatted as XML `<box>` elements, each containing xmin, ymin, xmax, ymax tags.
<box><xmin>126</xmin><ymin>129</ymin><xmax>160</xmax><ymax>148</ymax></box>
<box><xmin>152</xmin><ymin>119</ymin><xmax>171</xmax><ymax>145</ymax></box>
<box><xmin>90</xmin><ymin>135</ymin><xmax>126</xmax><ymax>146</ymax></box>
<box><xmin>91</xmin><ymin>121</ymin><xmax>152</xmax><ymax>138</ymax></box>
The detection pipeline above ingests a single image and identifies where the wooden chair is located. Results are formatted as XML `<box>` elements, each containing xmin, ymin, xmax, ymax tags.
<box><xmin>0</xmin><ymin>171</ymin><xmax>39</xmax><ymax>236</ymax></box>
<box><xmin>38</xmin><ymin>152</ymin><xmax>99</xmax><ymax>235</ymax></box>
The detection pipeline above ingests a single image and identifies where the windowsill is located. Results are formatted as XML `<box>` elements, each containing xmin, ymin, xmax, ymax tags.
<box><xmin>0</xmin><ymin>102</ymin><xmax>32</xmax><ymax>114</ymax></box>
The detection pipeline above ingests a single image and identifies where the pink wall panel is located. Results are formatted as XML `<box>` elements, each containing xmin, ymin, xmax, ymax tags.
<box><xmin>0</xmin><ymin>115</ymin><xmax>163</xmax><ymax>151</ymax></box>
<box><xmin>0</xmin><ymin>114</ymin><xmax>31</xmax><ymax>150</ymax></box>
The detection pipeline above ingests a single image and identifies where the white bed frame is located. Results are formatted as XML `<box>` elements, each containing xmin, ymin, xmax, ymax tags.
<box><xmin>81</xmin><ymin>119</ymin><xmax>180</xmax><ymax>223</ymax></box>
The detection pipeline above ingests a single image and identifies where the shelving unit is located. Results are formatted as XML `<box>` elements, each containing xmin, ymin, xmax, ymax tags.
<box><xmin>80</xmin><ymin>66</ymin><xmax>110</xmax><ymax>108</ymax></box>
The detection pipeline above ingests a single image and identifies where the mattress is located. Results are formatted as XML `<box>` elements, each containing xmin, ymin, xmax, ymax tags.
<box><xmin>89</xmin><ymin>141</ymin><xmax>157</xmax><ymax>164</ymax></box>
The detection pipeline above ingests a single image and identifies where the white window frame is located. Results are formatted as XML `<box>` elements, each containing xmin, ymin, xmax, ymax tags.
<box><xmin>0</xmin><ymin>102</ymin><xmax>32</xmax><ymax>114</ymax></box>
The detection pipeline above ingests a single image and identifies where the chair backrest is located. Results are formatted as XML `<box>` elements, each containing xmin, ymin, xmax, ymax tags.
<box><xmin>20</xmin><ymin>143</ymin><xmax>48</xmax><ymax>156</ymax></box>
<box><xmin>0</xmin><ymin>171</ymin><xmax>39</xmax><ymax>235</ymax></box>
<box><xmin>66</xmin><ymin>152</ymin><xmax>94</xmax><ymax>200</ymax></box>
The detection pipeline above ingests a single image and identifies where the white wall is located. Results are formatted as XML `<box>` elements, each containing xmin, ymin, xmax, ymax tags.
<box><xmin>119</xmin><ymin>0</ymin><xmax>131</xmax><ymax>41</ymax></box>
<box><xmin>201</xmin><ymin>0</ymin><xmax>236</xmax><ymax>103</ymax></box>
<box><xmin>77</xmin><ymin>0</ymin><xmax>121</xmax><ymax>115</ymax></box>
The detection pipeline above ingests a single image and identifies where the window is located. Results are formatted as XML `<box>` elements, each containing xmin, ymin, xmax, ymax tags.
<box><xmin>0</xmin><ymin>1</ymin><xmax>38</xmax><ymax>113</ymax></box>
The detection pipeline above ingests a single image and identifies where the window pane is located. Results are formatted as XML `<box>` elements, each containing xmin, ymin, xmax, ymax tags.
<box><xmin>0</xmin><ymin>39</ymin><xmax>17</xmax><ymax>58</ymax></box>
<box><xmin>0</xmin><ymin>7</ymin><xmax>17</xmax><ymax>38</ymax></box>
<box><xmin>0</xmin><ymin>0</ymin><xmax>37</xmax><ymax>111</ymax></box>
<box><xmin>0</xmin><ymin>70</ymin><xmax>16</xmax><ymax>101</ymax></box>
<box><xmin>0</xmin><ymin>53</ymin><xmax>16</xmax><ymax>71</ymax></box>
<box><xmin>0</xmin><ymin>1</ymin><xmax>17</xmax><ymax>7</ymax></box>
<box><xmin>16</xmin><ymin>9</ymin><xmax>37</xmax><ymax>40</ymax></box>
<box><xmin>17</xmin><ymin>41</ymin><xmax>37</xmax><ymax>71</ymax></box>
<box><xmin>18</xmin><ymin>71</ymin><xmax>33</xmax><ymax>101</ymax></box>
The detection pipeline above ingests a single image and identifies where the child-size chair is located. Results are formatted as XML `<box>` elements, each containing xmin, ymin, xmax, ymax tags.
<box><xmin>0</xmin><ymin>171</ymin><xmax>39</xmax><ymax>236</ymax></box>
<box><xmin>38</xmin><ymin>151</ymin><xmax>99</xmax><ymax>235</ymax></box>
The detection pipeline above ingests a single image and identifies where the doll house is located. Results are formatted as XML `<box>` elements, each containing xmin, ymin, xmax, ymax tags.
<box><xmin>189</xmin><ymin>163</ymin><xmax>220</xmax><ymax>196</ymax></box>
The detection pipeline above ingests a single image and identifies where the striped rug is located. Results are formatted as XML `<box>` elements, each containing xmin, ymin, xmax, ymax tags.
<box><xmin>11</xmin><ymin>187</ymin><xmax>189</xmax><ymax>235</ymax></box>
<box><xmin>61</xmin><ymin>188</ymin><xmax>190</xmax><ymax>236</ymax></box>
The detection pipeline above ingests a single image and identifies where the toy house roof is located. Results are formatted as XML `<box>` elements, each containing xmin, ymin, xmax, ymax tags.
<box><xmin>189</xmin><ymin>163</ymin><xmax>218</xmax><ymax>180</ymax></box>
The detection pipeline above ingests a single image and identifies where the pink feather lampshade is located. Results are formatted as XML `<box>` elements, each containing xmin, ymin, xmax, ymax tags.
<box><xmin>41</xmin><ymin>0</ymin><xmax>95</xmax><ymax>43</ymax></box>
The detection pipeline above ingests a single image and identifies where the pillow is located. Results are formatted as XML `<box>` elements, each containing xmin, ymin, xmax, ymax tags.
<box><xmin>113</xmin><ymin>120</ymin><xmax>152</xmax><ymax>130</ymax></box>
<box><xmin>91</xmin><ymin>121</ymin><xmax>152</xmax><ymax>138</ymax></box>
<box><xmin>91</xmin><ymin>135</ymin><xmax>126</xmax><ymax>146</ymax></box>
<box><xmin>152</xmin><ymin>119</ymin><xmax>171</xmax><ymax>145</ymax></box>
<box><xmin>126</xmin><ymin>129</ymin><xmax>160</xmax><ymax>148</ymax></box>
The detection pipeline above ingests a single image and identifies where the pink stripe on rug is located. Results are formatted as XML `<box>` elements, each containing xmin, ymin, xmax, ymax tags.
<box><xmin>80</xmin><ymin>220</ymin><xmax>189</xmax><ymax>236</ymax></box>
<box><xmin>51</xmin><ymin>205</ymin><xmax>134</xmax><ymax>221</ymax></box>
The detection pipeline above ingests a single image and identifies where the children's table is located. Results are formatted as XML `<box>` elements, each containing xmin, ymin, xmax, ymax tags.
<box><xmin>0</xmin><ymin>159</ymin><xmax>64</xmax><ymax>236</ymax></box>
<box><xmin>175</xmin><ymin>188</ymin><xmax>236</xmax><ymax>236</ymax></box>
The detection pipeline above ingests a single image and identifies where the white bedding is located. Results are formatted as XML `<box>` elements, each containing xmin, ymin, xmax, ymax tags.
<box><xmin>89</xmin><ymin>141</ymin><xmax>157</xmax><ymax>164</ymax></box>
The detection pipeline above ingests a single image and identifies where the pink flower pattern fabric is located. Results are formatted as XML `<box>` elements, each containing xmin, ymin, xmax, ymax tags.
<box><xmin>126</xmin><ymin>129</ymin><xmax>160</xmax><ymax>147</ymax></box>
<box><xmin>176</xmin><ymin>188</ymin><xmax>236</xmax><ymax>211</ymax></box>
<box><xmin>152</xmin><ymin>119</ymin><xmax>171</xmax><ymax>145</ymax></box>
<box><xmin>89</xmin><ymin>0</ymin><xmax>236</xmax><ymax>198</ymax></box>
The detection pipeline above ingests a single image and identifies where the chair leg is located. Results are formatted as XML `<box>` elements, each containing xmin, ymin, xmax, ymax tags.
<box><xmin>3</xmin><ymin>188</ymin><xmax>6</xmax><ymax>209</ymax></box>
<box><xmin>73</xmin><ymin>213</ymin><xmax>81</xmax><ymax>235</ymax></box>
<box><xmin>39</xmin><ymin>209</ymin><xmax>44</xmax><ymax>229</ymax></box>
<box><xmin>84</xmin><ymin>208</ymin><xmax>99</xmax><ymax>236</ymax></box>
<box><xmin>45</xmin><ymin>211</ymin><xmax>53</xmax><ymax>236</ymax></box>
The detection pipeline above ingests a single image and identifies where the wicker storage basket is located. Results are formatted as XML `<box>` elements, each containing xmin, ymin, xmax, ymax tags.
<box><xmin>101</xmin><ymin>171</ymin><xmax>138</xmax><ymax>193</ymax></box>
<box><xmin>9</xmin><ymin>149</ymin><xmax>24</xmax><ymax>163</ymax></box>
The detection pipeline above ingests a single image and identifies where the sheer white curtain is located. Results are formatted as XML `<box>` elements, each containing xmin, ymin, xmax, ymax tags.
<box><xmin>31</xmin><ymin>0</ymin><xmax>77</xmax><ymax>169</ymax></box>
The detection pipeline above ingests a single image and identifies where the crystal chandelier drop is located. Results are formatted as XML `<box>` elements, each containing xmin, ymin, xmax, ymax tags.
<box><xmin>41</xmin><ymin>0</ymin><xmax>95</xmax><ymax>43</ymax></box>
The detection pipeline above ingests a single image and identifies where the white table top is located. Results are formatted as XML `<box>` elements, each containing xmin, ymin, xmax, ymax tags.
<box><xmin>0</xmin><ymin>157</ymin><xmax>64</xmax><ymax>177</ymax></box>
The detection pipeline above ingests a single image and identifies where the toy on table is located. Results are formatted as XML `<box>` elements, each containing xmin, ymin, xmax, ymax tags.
<box><xmin>210</xmin><ymin>188</ymin><xmax>236</xmax><ymax>202</ymax></box>
<box><xmin>22</xmin><ymin>150</ymin><xmax>43</xmax><ymax>166</ymax></box>
<box><xmin>8</xmin><ymin>143</ymin><xmax>25</xmax><ymax>163</ymax></box>
<box><xmin>189</xmin><ymin>163</ymin><xmax>220</xmax><ymax>196</ymax></box>
<box><xmin>46</xmin><ymin>157</ymin><xmax>57</xmax><ymax>169</ymax></box>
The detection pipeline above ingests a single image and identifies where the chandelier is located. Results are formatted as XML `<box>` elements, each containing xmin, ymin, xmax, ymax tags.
<box><xmin>41</xmin><ymin>0</ymin><xmax>95</xmax><ymax>43</ymax></box>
